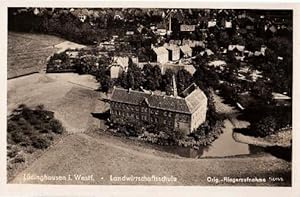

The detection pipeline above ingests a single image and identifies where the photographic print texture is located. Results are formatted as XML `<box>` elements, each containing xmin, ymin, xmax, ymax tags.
<box><xmin>7</xmin><ymin>7</ymin><xmax>292</xmax><ymax>186</ymax></box>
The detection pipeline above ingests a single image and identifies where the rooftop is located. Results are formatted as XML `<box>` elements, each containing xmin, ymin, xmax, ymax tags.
<box><xmin>153</xmin><ymin>47</ymin><xmax>168</xmax><ymax>55</ymax></box>
<box><xmin>110</xmin><ymin>83</ymin><xmax>207</xmax><ymax>114</ymax></box>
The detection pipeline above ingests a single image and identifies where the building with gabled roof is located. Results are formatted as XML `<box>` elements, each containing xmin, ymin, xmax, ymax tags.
<box><xmin>109</xmin><ymin>83</ymin><xmax>207</xmax><ymax>134</ymax></box>
<box><xmin>180</xmin><ymin>45</ymin><xmax>192</xmax><ymax>58</ymax></box>
<box><xmin>164</xmin><ymin>44</ymin><xmax>180</xmax><ymax>61</ymax></box>
<box><xmin>109</xmin><ymin>56</ymin><xmax>129</xmax><ymax>79</ymax></box>
<box><xmin>180</xmin><ymin>24</ymin><xmax>196</xmax><ymax>32</ymax></box>
<box><xmin>152</xmin><ymin>46</ymin><xmax>169</xmax><ymax>64</ymax></box>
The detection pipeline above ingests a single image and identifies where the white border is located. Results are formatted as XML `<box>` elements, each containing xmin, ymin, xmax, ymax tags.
<box><xmin>0</xmin><ymin>1</ymin><xmax>299</xmax><ymax>197</ymax></box>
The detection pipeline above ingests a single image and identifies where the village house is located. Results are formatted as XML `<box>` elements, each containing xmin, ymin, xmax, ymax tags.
<box><xmin>180</xmin><ymin>24</ymin><xmax>196</xmax><ymax>32</ymax></box>
<box><xmin>169</xmin><ymin>40</ymin><xmax>182</xmax><ymax>45</ymax></box>
<box><xmin>154</xmin><ymin>23</ymin><xmax>168</xmax><ymax>36</ymax></box>
<box><xmin>272</xmin><ymin>92</ymin><xmax>291</xmax><ymax>106</ymax></box>
<box><xmin>110</xmin><ymin>56</ymin><xmax>129</xmax><ymax>79</ymax></box>
<box><xmin>228</xmin><ymin>44</ymin><xmax>245</xmax><ymax>60</ymax></box>
<box><xmin>180</xmin><ymin>45</ymin><xmax>193</xmax><ymax>58</ymax></box>
<box><xmin>70</xmin><ymin>8</ymin><xmax>90</xmax><ymax>23</ymax></box>
<box><xmin>109</xmin><ymin>82</ymin><xmax>208</xmax><ymax>134</ymax></box>
<box><xmin>208</xmin><ymin>19</ymin><xmax>217</xmax><ymax>28</ymax></box>
<box><xmin>152</xmin><ymin>46</ymin><xmax>169</xmax><ymax>64</ymax></box>
<box><xmin>182</xmin><ymin>39</ymin><xmax>206</xmax><ymax>48</ymax></box>
<box><xmin>200</xmin><ymin>49</ymin><xmax>214</xmax><ymax>57</ymax></box>
<box><xmin>163</xmin><ymin>44</ymin><xmax>180</xmax><ymax>61</ymax></box>
<box><xmin>225</xmin><ymin>20</ymin><xmax>232</xmax><ymax>28</ymax></box>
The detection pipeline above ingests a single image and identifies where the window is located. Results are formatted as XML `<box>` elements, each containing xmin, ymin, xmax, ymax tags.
<box><xmin>141</xmin><ymin>107</ymin><xmax>148</xmax><ymax>113</ymax></box>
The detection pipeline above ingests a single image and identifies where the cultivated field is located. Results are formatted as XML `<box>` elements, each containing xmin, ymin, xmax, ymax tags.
<box><xmin>8</xmin><ymin>32</ymin><xmax>65</xmax><ymax>79</ymax></box>
<box><xmin>8</xmin><ymin>32</ymin><xmax>86</xmax><ymax>79</ymax></box>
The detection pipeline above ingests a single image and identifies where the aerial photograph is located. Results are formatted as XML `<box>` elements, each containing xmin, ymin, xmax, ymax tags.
<box><xmin>7</xmin><ymin>8</ymin><xmax>292</xmax><ymax>186</ymax></box>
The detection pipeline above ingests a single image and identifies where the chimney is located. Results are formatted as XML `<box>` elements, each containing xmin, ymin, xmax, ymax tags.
<box><xmin>172</xmin><ymin>74</ymin><xmax>178</xmax><ymax>97</ymax></box>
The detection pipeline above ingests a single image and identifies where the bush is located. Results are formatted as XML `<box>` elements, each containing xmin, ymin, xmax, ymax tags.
<box><xmin>252</xmin><ymin>116</ymin><xmax>277</xmax><ymax>137</ymax></box>
<box><xmin>31</xmin><ymin>136</ymin><xmax>51</xmax><ymax>149</ymax></box>
<box><xmin>7</xmin><ymin>146</ymin><xmax>19</xmax><ymax>158</ymax></box>
<box><xmin>11</xmin><ymin>131</ymin><xmax>24</xmax><ymax>144</ymax></box>
<box><xmin>12</xmin><ymin>154</ymin><xmax>25</xmax><ymax>163</ymax></box>
<box><xmin>49</xmin><ymin>119</ymin><xmax>64</xmax><ymax>134</ymax></box>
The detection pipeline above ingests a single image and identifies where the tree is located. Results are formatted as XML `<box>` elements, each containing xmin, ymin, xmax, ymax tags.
<box><xmin>119</xmin><ymin>62</ymin><xmax>144</xmax><ymax>90</ymax></box>
<box><xmin>218</xmin><ymin>31</ymin><xmax>230</xmax><ymax>47</ymax></box>
<box><xmin>161</xmin><ymin>69</ymin><xmax>174</xmax><ymax>95</ymax></box>
<box><xmin>251</xmin><ymin>80</ymin><xmax>272</xmax><ymax>102</ymax></box>
<box><xmin>177</xmin><ymin>69</ymin><xmax>192</xmax><ymax>94</ymax></box>
<box><xmin>252</xmin><ymin>116</ymin><xmax>277</xmax><ymax>137</ymax></box>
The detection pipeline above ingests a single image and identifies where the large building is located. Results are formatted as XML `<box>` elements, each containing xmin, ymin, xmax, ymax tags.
<box><xmin>109</xmin><ymin>82</ymin><xmax>207</xmax><ymax>134</ymax></box>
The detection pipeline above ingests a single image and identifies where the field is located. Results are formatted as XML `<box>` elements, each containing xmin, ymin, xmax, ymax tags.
<box><xmin>10</xmin><ymin>131</ymin><xmax>291</xmax><ymax>186</ymax></box>
<box><xmin>8</xmin><ymin>73</ymin><xmax>105</xmax><ymax>133</ymax></box>
<box><xmin>7</xmin><ymin>72</ymin><xmax>107</xmax><ymax>180</ymax></box>
<box><xmin>8</xmin><ymin>32</ymin><xmax>86</xmax><ymax>79</ymax></box>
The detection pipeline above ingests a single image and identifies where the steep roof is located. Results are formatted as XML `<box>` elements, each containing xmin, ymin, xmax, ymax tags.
<box><xmin>185</xmin><ymin>85</ymin><xmax>207</xmax><ymax>112</ymax></box>
<box><xmin>180</xmin><ymin>45</ymin><xmax>192</xmax><ymax>54</ymax></box>
<box><xmin>153</xmin><ymin>47</ymin><xmax>168</xmax><ymax>56</ymax></box>
<box><xmin>164</xmin><ymin>44</ymin><xmax>180</xmax><ymax>51</ymax></box>
<box><xmin>112</xmin><ymin>56</ymin><xmax>129</xmax><ymax>69</ymax></box>
<box><xmin>228</xmin><ymin>44</ymin><xmax>245</xmax><ymax>52</ymax></box>
<box><xmin>272</xmin><ymin>92</ymin><xmax>291</xmax><ymax>100</ymax></box>
<box><xmin>110</xmin><ymin>84</ymin><xmax>207</xmax><ymax>114</ymax></box>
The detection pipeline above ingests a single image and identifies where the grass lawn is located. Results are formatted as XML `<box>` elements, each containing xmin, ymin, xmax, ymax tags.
<box><xmin>10</xmin><ymin>131</ymin><xmax>291</xmax><ymax>186</ymax></box>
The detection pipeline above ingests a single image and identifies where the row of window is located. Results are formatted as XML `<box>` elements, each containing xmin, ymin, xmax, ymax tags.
<box><xmin>111</xmin><ymin>102</ymin><xmax>173</xmax><ymax>117</ymax></box>
<box><xmin>112</xmin><ymin>110</ymin><xmax>174</xmax><ymax>126</ymax></box>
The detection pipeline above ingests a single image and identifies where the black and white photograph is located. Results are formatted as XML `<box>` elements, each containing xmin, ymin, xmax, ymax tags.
<box><xmin>4</xmin><ymin>3</ymin><xmax>295</xmax><ymax>191</ymax></box>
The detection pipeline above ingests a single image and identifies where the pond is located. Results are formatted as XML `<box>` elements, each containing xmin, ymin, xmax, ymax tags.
<box><xmin>152</xmin><ymin>119</ymin><xmax>265</xmax><ymax>158</ymax></box>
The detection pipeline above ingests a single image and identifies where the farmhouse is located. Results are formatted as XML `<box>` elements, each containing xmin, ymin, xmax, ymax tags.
<box><xmin>180</xmin><ymin>24</ymin><xmax>196</xmax><ymax>32</ymax></box>
<box><xmin>109</xmin><ymin>83</ymin><xmax>207</xmax><ymax>134</ymax></box>
<box><xmin>164</xmin><ymin>44</ymin><xmax>180</xmax><ymax>61</ymax></box>
<box><xmin>180</xmin><ymin>45</ymin><xmax>192</xmax><ymax>58</ymax></box>
<box><xmin>110</xmin><ymin>56</ymin><xmax>129</xmax><ymax>79</ymax></box>
<box><xmin>152</xmin><ymin>46</ymin><xmax>169</xmax><ymax>64</ymax></box>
